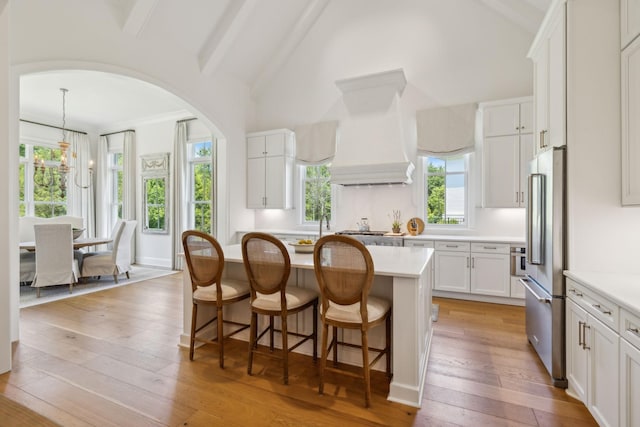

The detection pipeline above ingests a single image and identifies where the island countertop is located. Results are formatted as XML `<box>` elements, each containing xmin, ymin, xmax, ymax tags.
<box><xmin>221</xmin><ymin>244</ymin><xmax>432</xmax><ymax>279</ymax></box>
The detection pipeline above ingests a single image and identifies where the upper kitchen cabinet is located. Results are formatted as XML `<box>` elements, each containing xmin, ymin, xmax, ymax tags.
<box><xmin>481</xmin><ymin>97</ymin><xmax>534</xmax><ymax>208</ymax></box>
<box><xmin>246</xmin><ymin>129</ymin><xmax>295</xmax><ymax>209</ymax></box>
<box><xmin>621</xmin><ymin>0</ymin><xmax>640</xmax><ymax>49</ymax></box>
<box><xmin>622</xmin><ymin>8</ymin><xmax>640</xmax><ymax>205</ymax></box>
<box><xmin>528</xmin><ymin>0</ymin><xmax>566</xmax><ymax>156</ymax></box>
<box><xmin>482</xmin><ymin>99</ymin><xmax>532</xmax><ymax>137</ymax></box>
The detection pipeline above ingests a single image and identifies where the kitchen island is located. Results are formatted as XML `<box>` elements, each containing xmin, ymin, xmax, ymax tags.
<box><xmin>180</xmin><ymin>244</ymin><xmax>434</xmax><ymax>408</ymax></box>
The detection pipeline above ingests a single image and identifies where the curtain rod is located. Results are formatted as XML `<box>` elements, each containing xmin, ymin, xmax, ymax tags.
<box><xmin>100</xmin><ymin>129</ymin><xmax>136</xmax><ymax>137</ymax></box>
<box><xmin>19</xmin><ymin>119</ymin><xmax>88</xmax><ymax>135</ymax></box>
<box><xmin>177</xmin><ymin>117</ymin><xmax>197</xmax><ymax>123</ymax></box>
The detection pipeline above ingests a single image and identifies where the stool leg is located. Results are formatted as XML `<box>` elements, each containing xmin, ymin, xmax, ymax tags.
<box><xmin>312</xmin><ymin>301</ymin><xmax>318</xmax><ymax>361</ymax></box>
<box><xmin>282</xmin><ymin>314</ymin><xmax>289</xmax><ymax>385</ymax></box>
<box><xmin>248</xmin><ymin>311</ymin><xmax>257</xmax><ymax>376</ymax></box>
<box><xmin>332</xmin><ymin>326</ymin><xmax>338</xmax><ymax>366</ymax></box>
<box><xmin>217</xmin><ymin>306</ymin><xmax>224</xmax><ymax>368</ymax></box>
<box><xmin>189</xmin><ymin>303</ymin><xmax>198</xmax><ymax>361</ymax></box>
<box><xmin>269</xmin><ymin>316</ymin><xmax>275</xmax><ymax>352</ymax></box>
<box><xmin>361</xmin><ymin>330</ymin><xmax>371</xmax><ymax>408</ymax></box>
<box><xmin>319</xmin><ymin>322</ymin><xmax>329</xmax><ymax>395</ymax></box>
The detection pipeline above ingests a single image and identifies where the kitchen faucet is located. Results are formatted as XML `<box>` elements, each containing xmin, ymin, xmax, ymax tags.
<box><xmin>319</xmin><ymin>214</ymin><xmax>330</xmax><ymax>239</ymax></box>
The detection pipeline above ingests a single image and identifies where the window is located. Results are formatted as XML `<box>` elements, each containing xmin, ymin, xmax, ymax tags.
<box><xmin>109</xmin><ymin>152</ymin><xmax>123</xmax><ymax>222</ymax></box>
<box><xmin>19</xmin><ymin>143</ymin><xmax>68</xmax><ymax>217</ymax></box>
<box><xmin>187</xmin><ymin>141</ymin><xmax>213</xmax><ymax>233</ymax></box>
<box><xmin>301</xmin><ymin>164</ymin><xmax>331</xmax><ymax>223</ymax></box>
<box><xmin>424</xmin><ymin>156</ymin><xmax>467</xmax><ymax>226</ymax></box>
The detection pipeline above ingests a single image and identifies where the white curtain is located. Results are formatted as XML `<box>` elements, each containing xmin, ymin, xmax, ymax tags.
<box><xmin>68</xmin><ymin>131</ymin><xmax>95</xmax><ymax>237</ymax></box>
<box><xmin>122</xmin><ymin>130</ymin><xmax>136</xmax><ymax>263</ymax></box>
<box><xmin>416</xmin><ymin>103</ymin><xmax>477</xmax><ymax>156</ymax></box>
<box><xmin>294</xmin><ymin>120</ymin><xmax>339</xmax><ymax>165</ymax></box>
<box><xmin>94</xmin><ymin>135</ymin><xmax>110</xmax><ymax>251</ymax></box>
<box><xmin>172</xmin><ymin>121</ymin><xmax>188</xmax><ymax>269</ymax></box>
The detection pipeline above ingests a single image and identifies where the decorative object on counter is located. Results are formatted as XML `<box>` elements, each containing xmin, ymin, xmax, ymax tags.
<box><xmin>407</xmin><ymin>217</ymin><xmax>425</xmax><ymax>236</ymax></box>
<box><xmin>389</xmin><ymin>210</ymin><xmax>402</xmax><ymax>233</ymax></box>
<box><xmin>357</xmin><ymin>217</ymin><xmax>369</xmax><ymax>232</ymax></box>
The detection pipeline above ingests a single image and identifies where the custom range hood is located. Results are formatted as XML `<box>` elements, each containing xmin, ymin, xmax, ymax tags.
<box><xmin>330</xmin><ymin>69</ymin><xmax>414</xmax><ymax>186</ymax></box>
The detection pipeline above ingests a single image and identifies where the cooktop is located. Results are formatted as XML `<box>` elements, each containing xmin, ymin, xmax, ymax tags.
<box><xmin>335</xmin><ymin>230</ymin><xmax>387</xmax><ymax>236</ymax></box>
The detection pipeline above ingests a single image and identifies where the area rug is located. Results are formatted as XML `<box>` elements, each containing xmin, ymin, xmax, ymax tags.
<box><xmin>20</xmin><ymin>265</ymin><xmax>177</xmax><ymax>308</ymax></box>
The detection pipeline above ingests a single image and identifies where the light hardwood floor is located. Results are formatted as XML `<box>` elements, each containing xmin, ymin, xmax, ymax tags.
<box><xmin>0</xmin><ymin>273</ymin><xmax>596</xmax><ymax>426</ymax></box>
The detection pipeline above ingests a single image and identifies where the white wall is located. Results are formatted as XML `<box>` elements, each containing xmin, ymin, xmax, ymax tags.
<box><xmin>251</xmin><ymin>0</ymin><xmax>533</xmax><ymax>237</ymax></box>
<box><xmin>566</xmin><ymin>0</ymin><xmax>640</xmax><ymax>273</ymax></box>
<box><xmin>134</xmin><ymin>119</ymin><xmax>175</xmax><ymax>268</ymax></box>
<box><xmin>1</xmin><ymin>0</ymin><xmax>12</xmax><ymax>374</ymax></box>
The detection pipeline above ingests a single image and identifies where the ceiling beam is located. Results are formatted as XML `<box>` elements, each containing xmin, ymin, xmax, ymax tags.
<box><xmin>252</xmin><ymin>0</ymin><xmax>329</xmax><ymax>97</ymax></box>
<box><xmin>198</xmin><ymin>0</ymin><xmax>257</xmax><ymax>76</ymax></box>
<box><xmin>122</xmin><ymin>0</ymin><xmax>159</xmax><ymax>37</ymax></box>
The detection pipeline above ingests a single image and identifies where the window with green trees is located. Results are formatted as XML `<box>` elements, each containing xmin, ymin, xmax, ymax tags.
<box><xmin>188</xmin><ymin>141</ymin><xmax>213</xmax><ymax>233</ymax></box>
<box><xmin>425</xmin><ymin>156</ymin><xmax>466</xmax><ymax>225</ymax></box>
<box><xmin>302</xmin><ymin>165</ymin><xmax>331</xmax><ymax>223</ymax></box>
<box><xmin>110</xmin><ymin>152</ymin><xmax>123</xmax><ymax>222</ymax></box>
<box><xmin>19</xmin><ymin>143</ymin><xmax>68</xmax><ymax>218</ymax></box>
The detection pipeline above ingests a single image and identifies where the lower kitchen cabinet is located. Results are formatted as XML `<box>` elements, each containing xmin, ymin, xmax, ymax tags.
<box><xmin>620</xmin><ymin>339</ymin><xmax>640</xmax><ymax>427</ymax></box>
<box><xmin>470</xmin><ymin>243</ymin><xmax>510</xmax><ymax>297</ymax></box>
<box><xmin>434</xmin><ymin>241</ymin><xmax>470</xmax><ymax>293</ymax></box>
<box><xmin>434</xmin><ymin>241</ymin><xmax>511</xmax><ymax>298</ymax></box>
<box><xmin>566</xmin><ymin>280</ymin><xmax>620</xmax><ymax>427</ymax></box>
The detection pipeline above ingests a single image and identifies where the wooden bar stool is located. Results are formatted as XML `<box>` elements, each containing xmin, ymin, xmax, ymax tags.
<box><xmin>182</xmin><ymin>230</ymin><xmax>250</xmax><ymax>367</ymax></box>
<box><xmin>241</xmin><ymin>232</ymin><xmax>318</xmax><ymax>385</ymax></box>
<box><xmin>313</xmin><ymin>234</ymin><xmax>392</xmax><ymax>408</ymax></box>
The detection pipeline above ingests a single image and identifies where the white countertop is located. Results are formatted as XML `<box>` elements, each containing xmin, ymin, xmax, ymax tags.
<box><xmin>564</xmin><ymin>270</ymin><xmax>640</xmax><ymax>316</ymax></box>
<box><xmin>222</xmin><ymin>244</ymin><xmax>433</xmax><ymax>279</ymax></box>
<box><xmin>236</xmin><ymin>229</ymin><xmax>525</xmax><ymax>245</ymax></box>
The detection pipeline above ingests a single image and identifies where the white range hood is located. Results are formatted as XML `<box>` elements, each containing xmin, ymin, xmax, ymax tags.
<box><xmin>330</xmin><ymin>68</ymin><xmax>414</xmax><ymax>186</ymax></box>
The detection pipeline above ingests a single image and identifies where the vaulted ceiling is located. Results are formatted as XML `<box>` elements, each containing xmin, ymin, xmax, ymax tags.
<box><xmin>18</xmin><ymin>0</ymin><xmax>551</xmax><ymax>132</ymax></box>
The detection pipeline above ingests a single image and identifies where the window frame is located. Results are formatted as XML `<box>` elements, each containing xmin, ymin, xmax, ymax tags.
<box><xmin>299</xmin><ymin>163</ymin><xmax>333</xmax><ymax>226</ymax></box>
<box><xmin>109</xmin><ymin>151</ymin><xmax>124</xmax><ymax>224</ymax></box>
<box><xmin>422</xmin><ymin>155</ymin><xmax>470</xmax><ymax>228</ymax></box>
<box><xmin>186</xmin><ymin>139</ymin><xmax>214</xmax><ymax>234</ymax></box>
<box><xmin>19</xmin><ymin>142</ymin><xmax>69</xmax><ymax>218</ymax></box>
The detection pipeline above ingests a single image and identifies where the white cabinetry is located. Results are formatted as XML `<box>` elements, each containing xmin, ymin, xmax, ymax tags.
<box><xmin>434</xmin><ymin>241</ymin><xmax>470</xmax><ymax>293</ymax></box>
<box><xmin>470</xmin><ymin>243</ymin><xmax>510</xmax><ymax>297</ymax></box>
<box><xmin>246</xmin><ymin>129</ymin><xmax>294</xmax><ymax>209</ymax></box>
<box><xmin>529</xmin><ymin>1</ymin><xmax>566</xmax><ymax>156</ymax></box>
<box><xmin>481</xmin><ymin>98</ymin><xmax>533</xmax><ymax>208</ymax></box>
<box><xmin>566</xmin><ymin>279</ymin><xmax>620</xmax><ymax>427</ymax></box>
<box><xmin>622</xmin><ymin>20</ymin><xmax>640</xmax><ymax>205</ymax></box>
<box><xmin>620</xmin><ymin>308</ymin><xmax>640</xmax><ymax>427</ymax></box>
<box><xmin>434</xmin><ymin>241</ymin><xmax>511</xmax><ymax>298</ymax></box>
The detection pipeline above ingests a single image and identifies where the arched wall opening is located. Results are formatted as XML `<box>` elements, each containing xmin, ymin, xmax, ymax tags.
<box><xmin>8</xmin><ymin>62</ymin><xmax>234</xmax><ymax>348</ymax></box>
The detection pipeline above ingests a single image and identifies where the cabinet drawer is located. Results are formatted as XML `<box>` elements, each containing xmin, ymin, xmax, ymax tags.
<box><xmin>621</xmin><ymin>308</ymin><xmax>640</xmax><ymax>350</ymax></box>
<box><xmin>470</xmin><ymin>242</ymin><xmax>510</xmax><ymax>254</ymax></box>
<box><xmin>566</xmin><ymin>279</ymin><xmax>619</xmax><ymax>331</ymax></box>
<box><xmin>435</xmin><ymin>241</ymin><xmax>470</xmax><ymax>252</ymax></box>
<box><xmin>404</xmin><ymin>240</ymin><xmax>434</xmax><ymax>248</ymax></box>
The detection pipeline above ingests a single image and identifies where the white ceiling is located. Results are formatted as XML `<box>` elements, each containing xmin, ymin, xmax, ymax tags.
<box><xmin>18</xmin><ymin>0</ymin><xmax>551</xmax><ymax>133</ymax></box>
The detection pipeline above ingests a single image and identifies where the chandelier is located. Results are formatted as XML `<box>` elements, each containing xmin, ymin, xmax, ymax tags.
<box><xmin>33</xmin><ymin>88</ymin><xmax>92</xmax><ymax>195</ymax></box>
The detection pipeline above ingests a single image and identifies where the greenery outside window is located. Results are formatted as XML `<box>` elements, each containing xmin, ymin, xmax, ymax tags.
<box><xmin>141</xmin><ymin>153</ymin><xmax>170</xmax><ymax>234</ymax></box>
<box><xmin>109</xmin><ymin>152</ymin><xmax>123</xmax><ymax>222</ymax></box>
<box><xmin>19</xmin><ymin>143</ymin><xmax>68</xmax><ymax>218</ymax></box>
<box><xmin>188</xmin><ymin>141</ymin><xmax>213</xmax><ymax>233</ymax></box>
<box><xmin>301</xmin><ymin>164</ymin><xmax>332</xmax><ymax>224</ymax></box>
<box><xmin>424</xmin><ymin>156</ymin><xmax>467</xmax><ymax>226</ymax></box>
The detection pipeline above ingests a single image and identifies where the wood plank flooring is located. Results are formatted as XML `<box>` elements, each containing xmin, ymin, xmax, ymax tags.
<box><xmin>0</xmin><ymin>273</ymin><xmax>597</xmax><ymax>426</ymax></box>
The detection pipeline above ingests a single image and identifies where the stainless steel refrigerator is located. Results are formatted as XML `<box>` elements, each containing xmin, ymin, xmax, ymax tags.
<box><xmin>520</xmin><ymin>146</ymin><xmax>568</xmax><ymax>388</ymax></box>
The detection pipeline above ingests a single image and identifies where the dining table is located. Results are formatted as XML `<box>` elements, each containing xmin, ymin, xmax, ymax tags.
<box><xmin>19</xmin><ymin>237</ymin><xmax>113</xmax><ymax>251</ymax></box>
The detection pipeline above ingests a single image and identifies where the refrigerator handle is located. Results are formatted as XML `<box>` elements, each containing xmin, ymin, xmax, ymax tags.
<box><xmin>519</xmin><ymin>277</ymin><xmax>551</xmax><ymax>304</ymax></box>
<box><xmin>527</xmin><ymin>173</ymin><xmax>545</xmax><ymax>265</ymax></box>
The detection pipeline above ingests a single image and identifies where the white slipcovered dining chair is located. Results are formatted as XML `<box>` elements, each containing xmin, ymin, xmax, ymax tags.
<box><xmin>32</xmin><ymin>223</ymin><xmax>80</xmax><ymax>298</ymax></box>
<box><xmin>81</xmin><ymin>220</ymin><xmax>137</xmax><ymax>283</ymax></box>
